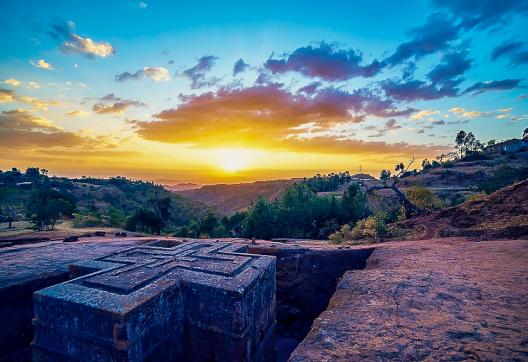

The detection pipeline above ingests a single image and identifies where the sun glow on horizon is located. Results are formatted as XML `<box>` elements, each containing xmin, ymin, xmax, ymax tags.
<box><xmin>216</xmin><ymin>148</ymin><xmax>253</xmax><ymax>172</ymax></box>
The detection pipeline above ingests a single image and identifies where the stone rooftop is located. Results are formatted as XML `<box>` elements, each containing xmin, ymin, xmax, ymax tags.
<box><xmin>2</xmin><ymin>236</ymin><xmax>527</xmax><ymax>361</ymax></box>
<box><xmin>32</xmin><ymin>241</ymin><xmax>276</xmax><ymax>361</ymax></box>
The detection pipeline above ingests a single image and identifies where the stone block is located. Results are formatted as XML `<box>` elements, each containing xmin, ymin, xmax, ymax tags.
<box><xmin>32</xmin><ymin>241</ymin><xmax>276</xmax><ymax>362</ymax></box>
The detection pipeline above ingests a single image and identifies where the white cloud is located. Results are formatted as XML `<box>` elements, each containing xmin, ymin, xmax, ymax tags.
<box><xmin>4</xmin><ymin>78</ymin><xmax>21</xmax><ymax>86</ymax></box>
<box><xmin>67</xmin><ymin>110</ymin><xmax>89</xmax><ymax>117</ymax></box>
<box><xmin>0</xmin><ymin>109</ymin><xmax>62</xmax><ymax>131</ymax></box>
<box><xmin>449</xmin><ymin>107</ymin><xmax>465</xmax><ymax>114</ymax></box>
<box><xmin>19</xmin><ymin>96</ymin><xmax>61</xmax><ymax>110</ymax></box>
<box><xmin>31</xmin><ymin>59</ymin><xmax>54</xmax><ymax>70</ymax></box>
<box><xmin>496</xmin><ymin>114</ymin><xmax>507</xmax><ymax>119</ymax></box>
<box><xmin>462</xmin><ymin>111</ymin><xmax>482</xmax><ymax>118</ymax></box>
<box><xmin>498</xmin><ymin>107</ymin><xmax>513</xmax><ymax>113</ymax></box>
<box><xmin>115</xmin><ymin>67</ymin><xmax>171</xmax><ymax>82</ymax></box>
<box><xmin>449</xmin><ymin>107</ymin><xmax>483</xmax><ymax>118</ymax></box>
<box><xmin>62</xmin><ymin>34</ymin><xmax>115</xmax><ymax>58</ymax></box>
<box><xmin>411</xmin><ymin>110</ymin><xmax>440</xmax><ymax>120</ymax></box>
<box><xmin>28</xmin><ymin>81</ymin><xmax>40</xmax><ymax>89</ymax></box>
<box><xmin>0</xmin><ymin>89</ymin><xmax>15</xmax><ymax>103</ymax></box>
<box><xmin>142</xmin><ymin>67</ymin><xmax>170</xmax><ymax>81</ymax></box>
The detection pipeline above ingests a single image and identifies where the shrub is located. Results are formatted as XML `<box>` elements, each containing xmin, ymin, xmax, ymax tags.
<box><xmin>467</xmin><ymin>192</ymin><xmax>487</xmax><ymax>202</ymax></box>
<box><xmin>72</xmin><ymin>212</ymin><xmax>103</xmax><ymax>228</ymax></box>
<box><xmin>329</xmin><ymin>212</ymin><xmax>389</xmax><ymax>243</ymax></box>
<box><xmin>351</xmin><ymin>212</ymin><xmax>388</xmax><ymax>241</ymax></box>
<box><xmin>462</xmin><ymin>151</ymin><xmax>490</xmax><ymax>161</ymax></box>
<box><xmin>451</xmin><ymin>193</ymin><xmax>467</xmax><ymax>206</ymax></box>
<box><xmin>107</xmin><ymin>206</ymin><xmax>126</xmax><ymax>228</ymax></box>
<box><xmin>173</xmin><ymin>226</ymin><xmax>190</xmax><ymax>237</ymax></box>
<box><xmin>125</xmin><ymin>209</ymin><xmax>163</xmax><ymax>234</ymax></box>
<box><xmin>405</xmin><ymin>186</ymin><xmax>443</xmax><ymax>211</ymax></box>
<box><xmin>329</xmin><ymin>224</ymin><xmax>351</xmax><ymax>244</ymax></box>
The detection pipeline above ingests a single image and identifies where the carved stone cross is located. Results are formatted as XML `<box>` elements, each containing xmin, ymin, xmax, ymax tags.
<box><xmin>32</xmin><ymin>241</ymin><xmax>276</xmax><ymax>362</ymax></box>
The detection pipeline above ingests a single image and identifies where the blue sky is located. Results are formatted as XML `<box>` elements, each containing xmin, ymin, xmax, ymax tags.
<box><xmin>0</xmin><ymin>0</ymin><xmax>527</xmax><ymax>182</ymax></box>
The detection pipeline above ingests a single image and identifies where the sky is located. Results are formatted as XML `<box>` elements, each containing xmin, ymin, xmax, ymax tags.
<box><xmin>1</xmin><ymin>0</ymin><xmax>527</xmax><ymax>184</ymax></box>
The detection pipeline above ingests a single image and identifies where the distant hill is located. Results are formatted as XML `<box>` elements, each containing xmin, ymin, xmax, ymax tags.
<box><xmin>0</xmin><ymin>171</ymin><xmax>211</xmax><ymax>233</ymax></box>
<box><xmin>178</xmin><ymin>179</ymin><xmax>299</xmax><ymax>214</ymax></box>
<box><xmin>164</xmin><ymin>183</ymin><xmax>202</xmax><ymax>192</ymax></box>
<box><xmin>65</xmin><ymin>178</ymin><xmax>210</xmax><ymax>226</ymax></box>
<box><xmin>318</xmin><ymin>151</ymin><xmax>528</xmax><ymax>206</ymax></box>
<box><xmin>397</xmin><ymin>150</ymin><xmax>528</xmax><ymax>204</ymax></box>
<box><xmin>178</xmin><ymin>173</ymin><xmax>378</xmax><ymax>214</ymax></box>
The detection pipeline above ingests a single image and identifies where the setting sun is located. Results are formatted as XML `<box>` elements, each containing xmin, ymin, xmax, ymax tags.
<box><xmin>216</xmin><ymin>148</ymin><xmax>252</xmax><ymax>172</ymax></box>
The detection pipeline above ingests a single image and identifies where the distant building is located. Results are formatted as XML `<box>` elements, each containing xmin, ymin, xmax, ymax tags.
<box><xmin>486</xmin><ymin>138</ymin><xmax>528</xmax><ymax>154</ymax></box>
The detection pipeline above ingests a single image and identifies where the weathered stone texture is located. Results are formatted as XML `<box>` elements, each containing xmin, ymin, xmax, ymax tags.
<box><xmin>0</xmin><ymin>238</ymin><xmax>147</xmax><ymax>360</ymax></box>
<box><xmin>249</xmin><ymin>243</ymin><xmax>374</xmax><ymax>340</ymax></box>
<box><xmin>32</xmin><ymin>241</ymin><xmax>276</xmax><ymax>362</ymax></box>
<box><xmin>289</xmin><ymin>238</ymin><xmax>528</xmax><ymax>361</ymax></box>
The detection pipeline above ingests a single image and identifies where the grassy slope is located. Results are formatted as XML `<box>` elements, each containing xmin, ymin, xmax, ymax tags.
<box><xmin>397</xmin><ymin>151</ymin><xmax>528</xmax><ymax>202</ymax></box>
<box><xmin>0</xmin><ymin>177</ymin><xmax>212</xmax><ymax>236</ymax></box>
<box><xmin>178</xmin><ymin>179</ymin><xmax>298</xmax><ymax>214</ymax></box>
<box><xmin>393</xmin><ymin>178</ymin><xmax>528</xmax><ymax>240</ymax></box>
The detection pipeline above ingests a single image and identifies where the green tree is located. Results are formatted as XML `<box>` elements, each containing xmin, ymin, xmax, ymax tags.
<box><xmin>125</xmin><ymin>209</ymin><xmax>163</xmax><ymax>234</ymax></box>
<box><xmin>455</xmin><ymin>130</ymin><xmax>484</xmax><ymax>159</ymax></box>
<box><xmin>222</xmin><ymin>211</ymin><xmax>247</xmax><ymax>237</ymax></box>
<box><xmin>0</xmin><ymin>187</ymin><xmax>25</xmax><ymax>228</ymax></box>
<box><xmin>200</xmin><ymin>213</ymin><xmax>218</xmax><ymax>237</ymax></box>
<box><xmin>380</xmin><ymin>170</ymin><xmax>391</xmax><ymax>185</ymax></box>
<box><xmin>341</xmin><ymin>184</ymin><xmax>369</xmax><ymax>224</ymax></box>
<box><xmin>26</xmin><ymin>189</ymin><xmax>76</xmax><ymax>230</ymax></box>
<box><xmin>24</xmin><ymin>167</ymin><xmax>41</xmax><ymax>180</ymax></box>
<box><xmin>421</xmin><ymin>159</ymin><xmax>432</xmax><ymax>171</ymax></box>
<box><xmin>107</xmin><ymin>206</ymin><xmax>126</xmax><ymax>227</ymax></box>
<box><xmin>244</xmin><ymin>197</ymin><xmax>277</xmax><ymax>240</ymax></box>
<box><xmin>455</xmin><ymin>130</ymin><xmax>467</xmax><ymax>158</ymax></box>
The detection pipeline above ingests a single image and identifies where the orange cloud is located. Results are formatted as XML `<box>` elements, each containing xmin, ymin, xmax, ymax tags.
<box><xmin>132</xmin><ymin>84</ymin><xmax>442</xmax><ymax>157</ymax></box>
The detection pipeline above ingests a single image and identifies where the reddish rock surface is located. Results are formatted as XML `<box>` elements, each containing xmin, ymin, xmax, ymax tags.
<box><xmin>290</xmin><ymin>238</ymin><xmax>528</xmax><ymax>361</ymax></box>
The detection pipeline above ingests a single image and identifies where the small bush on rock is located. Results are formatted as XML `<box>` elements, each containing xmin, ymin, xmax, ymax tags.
<box><xmin>329</xmin><ymin>212</ymin><xmax>390</xmax><ymax>243</ymax></box>
<box><xmin>351</xmin><ymin>212</ymin><xmax>388</xmax><ymax>241</ymax></box>
<box><xmin>405</xmin><ymin>186</ymin><xmax>443</xmax><ymax>211</ymax></box>
<box><xmin>329</xmin><ymin>224</ymin><xmax>351</xmax><ymax>244</ymax></box>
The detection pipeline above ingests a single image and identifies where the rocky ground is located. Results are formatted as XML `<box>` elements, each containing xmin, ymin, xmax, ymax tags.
<box><xmin>0</xmin><ymin>223</ymin><xmax>146</xmax><ymax>248</ymax></box>
<box><xmin>0</xmin><ymin>235</ymin><xmax>372</xmax><ymax>360</ymax></box>
<box><xmin>2</xmin><ymin>234</ymin><xmax>527</xmax><ymax>360</ymax></box>
<box><xmin>290</xmin><ymin>237</ymin><xmax>528</xmax><ymax>361</ymax></box>
<box><xmin>393</xmin><ymin>179</ymin><xmax>528</xmax><ymax>240</ymax></box>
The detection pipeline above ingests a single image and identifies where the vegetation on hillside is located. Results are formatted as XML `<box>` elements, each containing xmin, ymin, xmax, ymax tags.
<box><xmin>1</xmin><ymin>130</ymin><xmax>527</xmax><ymax>241</ymax></box>
<box><xmin>302</xmin><ymin>172</ymin><xmax>353</xmax><ymax>192</ymax></box>
<box><xmin>0</xmin><ymin>168</ymin><xmax>209</xmax><ymax>234</ymax></box>
<box><xmin>175</xmin><ymin>183</ymin><xmax>371</xmax><ymax>240</ymax></box>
